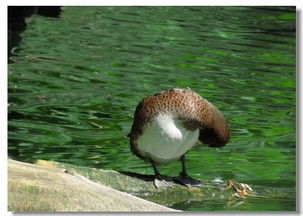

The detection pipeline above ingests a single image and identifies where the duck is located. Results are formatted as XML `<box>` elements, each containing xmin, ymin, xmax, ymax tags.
<box><xmin>128</xmin><ymin>87</ymin><xmax>229</xmax><ymax>188</ymax></box>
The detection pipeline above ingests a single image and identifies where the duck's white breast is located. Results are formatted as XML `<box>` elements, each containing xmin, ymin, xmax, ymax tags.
<box><xmin>136</xmin><ymin>114</ymin><xmax>199</xmax><ymax>165</ymax></box>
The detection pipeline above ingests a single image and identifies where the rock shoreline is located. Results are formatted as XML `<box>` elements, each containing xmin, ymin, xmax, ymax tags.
<box><xmin>8</xmin><ymin>159</ymin><xmax>178</xmax><ymax>212</ymax></box>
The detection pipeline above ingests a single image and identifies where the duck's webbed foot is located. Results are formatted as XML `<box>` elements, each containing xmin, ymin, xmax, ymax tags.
<box><xmin>151</xmin><ymin>159</ymin><xmax>173</xmax><ymax>188</ymax></box>
<box><xmin>154</xmin><ymin>174</ymin><xmax>173</xmax><ymax>188</ymax></box>
<box><xmin>174</xmin><ymin>154</ymin><xmax>202</xmax><ymax>187</ymax></box>
<box><xmin>174</xmin><ymin>173</ymin><xmax>202</xmax><ymax>187</ymax></box>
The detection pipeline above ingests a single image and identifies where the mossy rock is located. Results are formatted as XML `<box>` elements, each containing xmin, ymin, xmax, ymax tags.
<box><xmin>34</xmin><ymin>159</ymin><xmax>232</xmax><ymax>205</ymax></box>
<box><xmin>8</xmin><ymin>159</ymin><xmax>295</xmax><ymax>212</ymax></box>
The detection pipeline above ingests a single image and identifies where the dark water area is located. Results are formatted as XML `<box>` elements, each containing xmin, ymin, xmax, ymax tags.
<box><xmin>8</xmin><ymin>6</ymin><xmax>296</xmax><ymax>211</ymax></box>
<box><xmin>8</xmin><ymin>6</ymin><xmax>61</xmax><ymax>63</ymax></box>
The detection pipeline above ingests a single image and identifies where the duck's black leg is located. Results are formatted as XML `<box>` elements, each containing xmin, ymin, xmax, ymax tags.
<box><xmin>151</xmin><ymin>160</ymin><xmax>173</xmax><ymax>188</ymax></box>
<box><xmin>174</xmin><ymin>154</ymin><xmax>202</xmax><ymax>187</ymax></box>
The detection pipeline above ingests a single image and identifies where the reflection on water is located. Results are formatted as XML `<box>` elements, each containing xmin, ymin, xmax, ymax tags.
<box><xmin>8</xmin><ymin>6</ymin><xmax>296</xmax><ymax>211</ymax></box>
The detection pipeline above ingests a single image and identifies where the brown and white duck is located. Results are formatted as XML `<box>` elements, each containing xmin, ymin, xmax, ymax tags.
<box><xmin>128</xmin><ymin>88</ymin><xmax>229</xmax><ymax>188</ymax></box>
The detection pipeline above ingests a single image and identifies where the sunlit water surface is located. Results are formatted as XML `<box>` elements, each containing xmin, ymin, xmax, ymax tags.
<box><xmin>8</xmin><ymin>6</ymin><xmax>296</xmax><ymax>211</ymax></box>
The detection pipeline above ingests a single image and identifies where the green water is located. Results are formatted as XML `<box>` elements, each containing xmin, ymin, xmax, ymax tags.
<box><xmin>8</xmin><ymin>6</ymin><xmax>296</xmax><ymax>211</ymax></box>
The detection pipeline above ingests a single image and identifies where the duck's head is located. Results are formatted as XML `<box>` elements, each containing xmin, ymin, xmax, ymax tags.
<box><xmin>199</xmin><ymin>105</ymin><xmax>229</xmax><ymax>148</ymax></box>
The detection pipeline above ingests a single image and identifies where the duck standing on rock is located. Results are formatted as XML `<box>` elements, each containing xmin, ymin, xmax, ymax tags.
<box><xmin>128</xmin><ymin>88</ymin><xmax>229</xmax><ymax>188</ymax></box>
